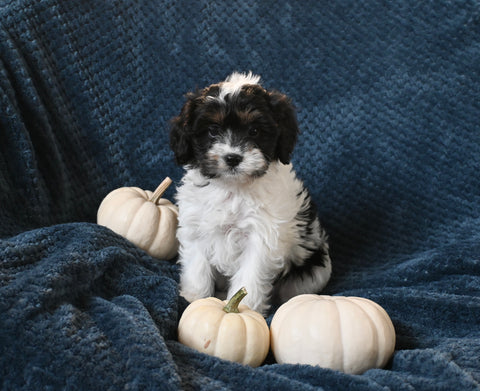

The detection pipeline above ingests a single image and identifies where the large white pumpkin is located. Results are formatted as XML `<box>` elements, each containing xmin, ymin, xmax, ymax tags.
<box><xmin>97</xmin><ymin>177</ymin><xmax>179</xmax><ymax>259</ymax></box>
<box><xmin>270</xmin><ymin>295</ymin><xmax>395</xmax><ymax>374</ymax></box>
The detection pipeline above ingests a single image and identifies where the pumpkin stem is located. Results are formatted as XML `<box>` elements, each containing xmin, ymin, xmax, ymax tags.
<box><xmin>149</xmin><ymin>177</ymin><xmax>173</xmax><ymax>204</ymax></box>
<box><xmin>223</xmin><ymin>287</ymin><xmax>248</xmax><ymax>313</ymax></box>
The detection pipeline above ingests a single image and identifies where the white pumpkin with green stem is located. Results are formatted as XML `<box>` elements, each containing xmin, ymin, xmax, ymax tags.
<box><xmin>178</xmin><ymin>287</ymin><xmax>270</xmax><ymax>367</ymax></box>
<box><xmin>270</xmin><ymin>294</ymin><xmax>396</xmax><ymax>374</ymax></box>
<box><xmin>97</xmin><ymin>177</ymin><xmax>179</xmax><ymax>259</ymax></box>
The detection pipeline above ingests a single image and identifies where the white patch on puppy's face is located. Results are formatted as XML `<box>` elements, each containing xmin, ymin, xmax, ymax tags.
<box><xmin>203</xmin><ymin>130</ymin><xmax>269</xmax><ymax>180</ymax></box>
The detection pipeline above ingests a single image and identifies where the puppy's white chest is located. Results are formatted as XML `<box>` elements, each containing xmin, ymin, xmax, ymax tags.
<box><xmin>176</xmin><ymin>164</ymin><xmax>301</xmax><ymax>277</ymax></box>
<box><xmin>202</xmin><ymin>192</ymin><xmax>256</xmax><ymax>273</ymax></box>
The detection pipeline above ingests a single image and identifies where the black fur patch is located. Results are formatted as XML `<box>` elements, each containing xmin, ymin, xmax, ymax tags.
<box><xmin>287</xmin><ymin>191</ymin><xmax>329</xmax><ymax>276</ymax></box>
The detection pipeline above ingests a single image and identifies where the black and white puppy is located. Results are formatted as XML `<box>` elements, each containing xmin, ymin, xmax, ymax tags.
<box><xmin>170</xmin><ymin>72</ymin><xmax>331</xmax><ymax>314</ymax></box>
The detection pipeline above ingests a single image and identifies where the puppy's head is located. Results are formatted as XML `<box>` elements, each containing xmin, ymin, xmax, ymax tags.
<box><xmin>170</xmin><ymin>72</ymin><xmax>299</xmax><ymax>180</ymax></box>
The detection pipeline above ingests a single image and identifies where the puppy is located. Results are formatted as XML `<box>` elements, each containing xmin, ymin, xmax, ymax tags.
<box><xmin>170</xmin><ymin>72</ymin><xmax>331</xmax><ymax>314</ymax></box>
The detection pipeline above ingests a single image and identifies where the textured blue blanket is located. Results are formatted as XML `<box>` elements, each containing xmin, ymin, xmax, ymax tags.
<box><xmin>1</xmin><ymin>1</ymin><xmax>480</xmax><ymax>390</ymax></box>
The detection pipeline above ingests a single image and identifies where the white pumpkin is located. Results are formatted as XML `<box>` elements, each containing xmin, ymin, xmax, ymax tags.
<box><xmin>270</xmin><ymin>295</ymin><xmax>395</xmax><ymax>374</ymax></box>
<box><xmin>178</xmin><ymin>287</ymin><xmax>270</xmax><ymax>367</ymax></box>
<box><xmin>97</xmin><ymin>177</ymin><xmax>179</xmax><ymax>259</ymax></box>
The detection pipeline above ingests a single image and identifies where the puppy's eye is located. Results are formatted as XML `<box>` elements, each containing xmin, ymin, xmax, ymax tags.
<box><xmin>207</xmin><ymin>125</ymin><xmax>221</xmax><ymax>139</ymax></box>
<box><xmin>248</xmin><ymin>128</ymin><xmax>258</xmax><ymax>137</ymax></box>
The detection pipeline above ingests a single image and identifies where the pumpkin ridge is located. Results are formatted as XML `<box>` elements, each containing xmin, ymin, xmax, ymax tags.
<box><xmin>241</xmin><ymin>311</ymin><xmax>269</xmax><ymax>366</ymax></box>
<box><xmin>351</xmin><ymin>298</ymin><xmax>395</xmax><ymax>368</ymax></box>
<box><xmin>149</xmin><ymin>206</ymin><xmax>179</xmax><ymax>259</ymax></box>
<box><xmin>145</xmin><ymin>205</ymin><xmax>161</xmax><ymax>249</ymax></box>
<box><xmin>334</xmin><ymin>298</ymin><xmax>346</xmax><ymax>373</ymax></box>
<box><xmin>238</xmin><ymin>314</ymin><xmax>249</xmax><ymax>364</ymax></box>
<box><xmin>133</xmin><ymin>187</ymin><xmax>149</xmax><ymax>197</ymax></box>
<box><xmin>213</xmin><ymin>312</ymin><xmax>227</xmax><ymax>358</ymax></box>
<box><xmin>352</xmin><ymin>299</ymin><xmax>379</xmax><ymax>370</ymax></box>
<box><xmin>125</xmin><ymin>201</ymin><xmax>157</xmax><ymax>246</ymax></box>
<box><xmin>214</xmin><ymin>312</ymin><xmax>243</xmax><ymax>362</ymax></box>
<box><xmin>294</xmin><ymin>298</ymin><xmax>318</xmax><ymax>363</ymax></box>
<box><xmin>114</xmin><ymin>197</ymin><xmax>146</xmax><ymax>236</ymax></box>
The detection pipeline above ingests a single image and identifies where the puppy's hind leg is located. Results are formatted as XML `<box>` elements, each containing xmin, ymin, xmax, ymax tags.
<box><xmin>274</xmin><ymin>249</ymin><xmax>332</xmax><ymax>305</ymax></box>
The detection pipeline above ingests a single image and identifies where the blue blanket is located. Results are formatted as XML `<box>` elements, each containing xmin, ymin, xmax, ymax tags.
<box><xmin>1</xmin><ymin>1</ymin><xmax>480</xmax><ymax>390</ymax></box>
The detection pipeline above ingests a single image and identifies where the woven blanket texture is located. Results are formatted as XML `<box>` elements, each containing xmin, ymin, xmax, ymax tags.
<box><xmin>1</xmin><ymin>0</ymin><xmax>480</xmax><ymax>390</ymax></box>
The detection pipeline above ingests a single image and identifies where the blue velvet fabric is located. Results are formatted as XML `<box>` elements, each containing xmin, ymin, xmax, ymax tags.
<box><xmin>1</xmin><ymin>1</ymin><xmax>480</xmax><ymax>390</ymax></box>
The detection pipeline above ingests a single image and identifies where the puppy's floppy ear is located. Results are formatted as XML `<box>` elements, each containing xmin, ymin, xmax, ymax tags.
<box><xmin>268</xmin><ymin>90</ymin><xmax>299</xmax><ymax>164</ymax></box>
<box><xmin>170</xmin><ymin>92</ymin><xmax>199</xmax><ymax>166</ymax></box>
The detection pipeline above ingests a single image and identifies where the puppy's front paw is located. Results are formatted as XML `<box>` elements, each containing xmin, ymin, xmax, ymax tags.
<box><xmin>179</xmin><ymin>280</ymin><xmax>214</xmax><ymax>303</ymax></box>
<box><xmin>179</xmin><ymin>261</ymin><xmax>215</xmax><ymax>302</ymax></box>
<box><xmin>180</xmin><ymin>289</ymin><xmax>201</xmax><ymax>303</ymax></box>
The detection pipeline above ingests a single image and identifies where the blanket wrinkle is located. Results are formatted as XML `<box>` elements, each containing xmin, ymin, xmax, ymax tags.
<box><xmin>1</xmin><ymin>0</ymin><xmax>480</xmax><ymax>390</ymax></box>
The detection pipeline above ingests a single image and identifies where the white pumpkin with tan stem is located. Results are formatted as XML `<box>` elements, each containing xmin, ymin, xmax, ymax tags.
<box><xmin>178</xmin><ymin>287</ymin><xmax>270</xmax><ymax>367</ymax></box>
<box><xmin>270</xmin><ymin>295</ymin><xmax>396</xmax><ymax>374</ymax></box>
<box><xmin>97</xmin><ymin>177</ymin><xmax>179</xmax><ymax>259</ymax></box>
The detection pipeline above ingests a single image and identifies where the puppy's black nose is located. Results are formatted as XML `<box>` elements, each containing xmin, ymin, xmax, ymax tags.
<box><xmin>224</xmin><ymin>153</ymin><xmax>243</xmax><ymax>167</ymax></box>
